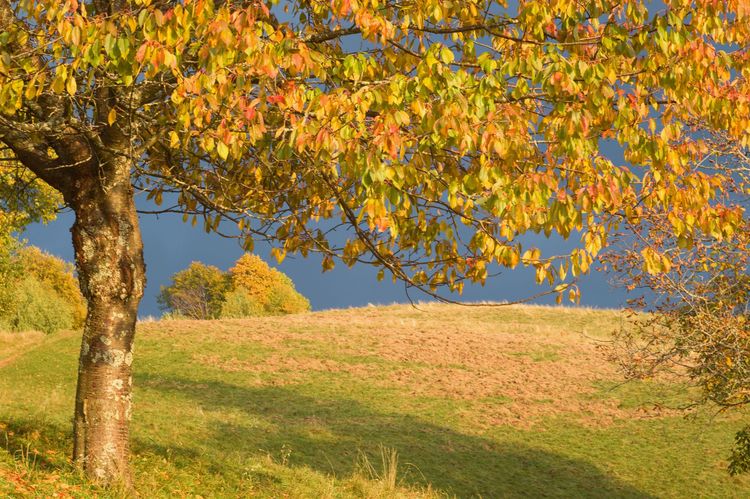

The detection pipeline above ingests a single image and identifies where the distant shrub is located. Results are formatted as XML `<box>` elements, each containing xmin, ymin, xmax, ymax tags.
<box><xmin>17</xmin><ymin>246</ymin><xmax>86</xmax><ymax>328</ymax></box>
<box><xmin>229</xmin><ymin>254</ymin><xmax>281</xmax><ymax>305</ymax></box>
<box><xmin>265</xmin><ymin>275</ymin><xmax>311</xmax><ymax>315</ymax></box>
<box><xmin>219</xmin><ymin>287</ymin><xmax>264</xmax><ymax>319</ymax></box>
<box><xmin>158</xmin><ymin>262</ymin><xmax>230</xmax><ymax>319</ymax></box>
<box><xmin>0</xmin><ymin>235</ymin><xmax>22</xmax><ymax>321</ymax></box>
<box><xmin>159</xmin><ymin>311</ymin><xmax>184</xmax><ymax>321</ymax></box>
<box><xmin>229</xmin><ymin>254</ymin><xmax>310</xmax><ymax>316</ymax></box>
<box><xmin>161</xmin><ymin>255</ymin><xmax>310</xmax><ymax>320</ymax></box>
<box><xmin>0</xmin><ymin>241</ymin><xmax>83</xmax><ymax>333</ymax></box>
<box><xmin>10</xmin><ymin>277</ymin><xmax>74</xmax><ymax>334</ymax></box>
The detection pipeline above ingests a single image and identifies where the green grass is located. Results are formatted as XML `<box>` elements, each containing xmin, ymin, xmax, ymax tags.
<box><xmin>0</xmin><ymin>303</ymin><xmax>748</xmax><ymax>497</ymax></box>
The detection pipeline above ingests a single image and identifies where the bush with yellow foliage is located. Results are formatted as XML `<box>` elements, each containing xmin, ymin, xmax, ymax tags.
<box><xmin>1</xmin><ymin>152</ymin><xmax>67</xmax><ymax>331</ymax></box>
<box><xmin>159</xmin><ymin>254</ymin><xmax>309</xmax><ymax>320</ymax></box>
<box><xmin>0</xmin><ymin>242</ymin><xmax>86</xmax><ymax>333</ymax></box>
<box><xmin>17</xmin><ymin>246</ymin><xmax>87</xmax><ymax>328</ymax></box>
<box><xmin>225</xmin><ymin>254</ymin><xmax>310</xmax><ymax>317</ymax></box>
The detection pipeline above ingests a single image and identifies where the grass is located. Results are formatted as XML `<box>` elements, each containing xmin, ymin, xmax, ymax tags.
<box><xmin>0</xmin><ymin>303</ymin><xmax>748</xmax><ymax>497</ymax></box>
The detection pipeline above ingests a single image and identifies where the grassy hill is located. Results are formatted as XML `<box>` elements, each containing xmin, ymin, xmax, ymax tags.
<box><xmin>0</xmin><ymin>304</ymin><xmax>748</xmax><ymax>497</ymax></box>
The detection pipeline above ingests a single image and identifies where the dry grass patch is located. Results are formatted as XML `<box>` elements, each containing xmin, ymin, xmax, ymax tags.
<box><xmin>141</xmin><ymin>303</ymin><xmax>669</xmax><ymax>427</ymax></box>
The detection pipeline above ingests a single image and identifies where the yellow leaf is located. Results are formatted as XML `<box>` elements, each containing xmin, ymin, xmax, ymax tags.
<box><xmin>169</xmin><ymin>131</ymin><xmax>180</xmax><ymax>148</ymax></box>
<box><xmin>271</xmin><ymin>247</ymin><xmax>286</xmax><ymax>264</ymax></box>
<box><xmin>535</xmin><ymin>266</ymin><xmax>546</xmax><ymax>284</ymax></box>
<box><xmin>661</xmin><ymin>254</ymin><xmax>672</xmax><ymax>273</ymax></box>
<box><xmin>66</xmin><ymin>76</ymin><xmax>77</xmax><ymax>96</ymax></box>
<box><xmin>216</xmin><ymin>141</ymin><xmax>229</xmax><ymax>160</ymax></box>
<box><xmin>51</xmin><ymin>72</ymin><xmax>66</xmax><ymax>94</ymax></box>
<box><xmin>440</xmin><ymin>46</ymin><xmax>454</xmax><ymax>64</ymax></box>
<box><xmin>24</xmin><ymin>76</ymin><xmax>38</xmax><ymax>100</ymax></box>
<box><xmin>107</xmin><ymin>108</ymin><xmax>117</xmax><ymax>126</ymax></box>
<box><xmin>492</xmin><ymin>140</ymin><xmax>506</xmax><ymax>157</ymax></box>
<box><xmin>322</xmin><ymin>256</ymin><xmax>335</xmax><ymax>272</ymax></box>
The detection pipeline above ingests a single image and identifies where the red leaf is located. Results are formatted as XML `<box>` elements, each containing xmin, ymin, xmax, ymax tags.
<box><xmin>135</xmin><ymin>43</ymin><xmax>148</xmax><ymax>63</ymax></box>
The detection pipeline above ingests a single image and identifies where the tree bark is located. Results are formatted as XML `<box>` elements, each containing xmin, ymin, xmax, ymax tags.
<box><xmin>69</xmin><ymin>155</ymin><xmax>145</xmax><ymax>487</ymax></box>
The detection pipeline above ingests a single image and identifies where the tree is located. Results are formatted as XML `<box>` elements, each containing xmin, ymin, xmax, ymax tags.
<box><xmin>9</xmin><ymin>275</ymin><xmax>76</xmax><ymax>333</ymax></box>
<box><xmin>158</xmin><ymin>255</ymin><xmax>310</xmax><ymax>318</ymax></box>
<box><xmin>603</xmin><ymin>128</ymin><xmax>750</xmax><ymax>473</ymax></box>
<box><xmin>1</xmin><ymin>147</ymin><xmax>61</xmax><ymax>323</ymax></box>
<box><xmin>158</xmin><ymin>261</ymin><xmax>230</xmax><ymax>319</ymax></box>
<box><xmin>228</xmin><ymin>253</ymin><xmax>310</xmax><ymax>315</ymax></box>
<box><xmin>1</xmin><ymin>0</ymin><xmax>749</xmax><ymax>487</ymax></box>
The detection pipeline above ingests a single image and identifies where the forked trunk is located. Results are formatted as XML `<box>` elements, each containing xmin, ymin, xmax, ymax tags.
<box><xmin>69</xmin><ymin>157</ymin><xmax>145</xmax><ymax>486</ymax></box>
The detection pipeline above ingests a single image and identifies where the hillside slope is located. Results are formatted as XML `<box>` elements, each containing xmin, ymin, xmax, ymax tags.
<box><xmin>1</xmin><ymin>304</ymin><xmax>748</xmax><ymax>497</ymax></box>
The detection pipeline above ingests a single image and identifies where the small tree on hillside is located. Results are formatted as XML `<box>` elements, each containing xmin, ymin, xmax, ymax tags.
<box><xmin>158</xmin><ymin>262</ymin><xmax>230</xmax><ymax>320</ymax></box>
<box><xmin>604</xmin><ymin>129</ymin><xmax>750</xmax><ymax>473</ymax></box>
<box><xmin>228</xmin><ymin>253</ymin><xmax>310</xmax><ymax>315</ymax></box>
<box><xmin>219</xmin><ymin>287</ymin><xmax>264</xmax><ymax>319</ymax></box>
<box><xmin>1</xmin><ymin>0</ymin><xmax>749</xmax><ymax>486</ymax></box>
<box><xmin>265</xmin><ymin>274</ymin><xmax>311</xmax><ymax>315</ymax></box>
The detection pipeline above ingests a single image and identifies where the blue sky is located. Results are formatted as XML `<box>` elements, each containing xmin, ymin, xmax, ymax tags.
<box><xmin>23</xmin><ymin>202</ymin><xmax>628</xmax><ymax>317</ymax></box>
<box><xmin>21</xmin><ymin>140</ymin><xmax>634</xmax><ymax>318</ymax></box>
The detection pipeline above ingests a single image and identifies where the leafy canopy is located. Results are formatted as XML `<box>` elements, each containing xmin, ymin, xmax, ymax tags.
<box><xmin>228</xmin><ymin>253</ymin><xmax>310</xmax><ymax>315</ymax></box>
<box><xmin>1</xmin><ymin>0</ymin><xmax>749</xmax><ymax>301</ymax></box>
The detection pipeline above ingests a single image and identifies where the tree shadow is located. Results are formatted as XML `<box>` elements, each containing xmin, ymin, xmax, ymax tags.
<box><xmin>0</xmin><ymin>418</ymin><xmax>72</xmax><ymax>472</ymax></box>
<box><xmin>136</xmin><ymin>372</ymin><xmax>654</xmax><ymax>498</ymax></box>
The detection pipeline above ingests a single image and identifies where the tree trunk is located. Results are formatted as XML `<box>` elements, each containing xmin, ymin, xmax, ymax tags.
<box><xmin>69</xmin><ymin>156</ymin><xmax>145</xmax><ymax>487</ymax></box>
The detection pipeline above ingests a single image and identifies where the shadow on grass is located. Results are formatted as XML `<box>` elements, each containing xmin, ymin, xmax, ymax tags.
<box><xmin>0</xmin><ymin>419</ymin><xmax>70</xmax><ymax>471</ymax></box>
<box><xmin>136</xmin><ymin>372</ymin><xmax>653</xmax><ymax>498</ymax></box>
